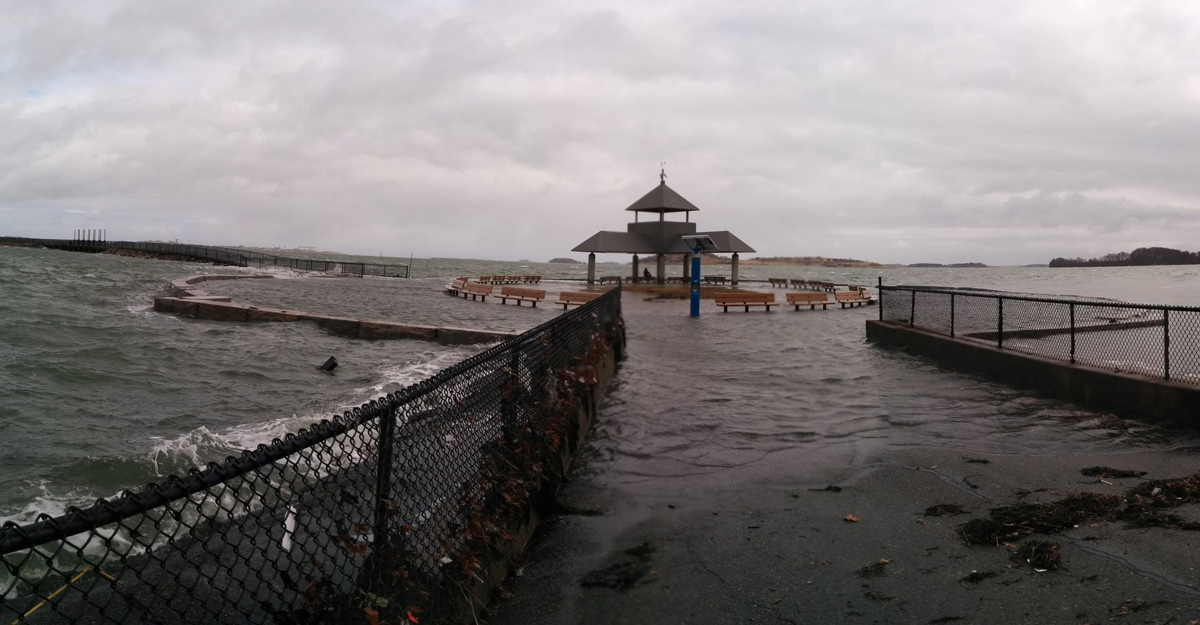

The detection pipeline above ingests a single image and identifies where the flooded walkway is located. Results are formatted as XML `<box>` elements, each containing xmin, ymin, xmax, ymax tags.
<box><xmin>489</xmin><ymin>291</ymin><xmax>1200</xmax><ymax>624</ymax></box>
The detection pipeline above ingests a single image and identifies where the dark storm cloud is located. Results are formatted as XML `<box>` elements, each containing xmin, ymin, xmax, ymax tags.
<box><xmin>3</xmin><ymin>0</ymin><xmax>1200</xmax><ymax>265</ymax></box>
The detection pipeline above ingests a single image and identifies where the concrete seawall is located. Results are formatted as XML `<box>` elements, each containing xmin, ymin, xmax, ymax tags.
<box><xmin>866</xmin><ymin>319</ymin><xmax>1200</xmax><ymax>425</ymax></box>
<box><xmin>154</xmin><ymin>274</ymin><xmax>516</xmax><ymax>345</ymax></box>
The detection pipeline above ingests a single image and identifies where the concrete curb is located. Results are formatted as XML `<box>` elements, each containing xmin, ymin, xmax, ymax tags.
<box><xmin>866</xmin><ymin>319</ymin><xmax>1200</xmax><ymax>425</ymax></box>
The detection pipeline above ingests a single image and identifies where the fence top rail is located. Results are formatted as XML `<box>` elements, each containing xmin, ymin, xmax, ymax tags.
<box><xmin>0</xmin><ymin>286</ymin><xmax>621</xmax><ymax>555</ymax></box>
<box><xmin>880</xmin><ymin>284</ymin><xmax>1200</xmax><ymax>313</ymax></box>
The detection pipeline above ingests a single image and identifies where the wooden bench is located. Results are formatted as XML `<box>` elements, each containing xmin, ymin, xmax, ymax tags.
<box><xmin>787</xmin><ymin>292</ymin><xmax>830</xmax><ymax>310</ymax></box>
<box><xmin>835</xmin><ymin>290</ymin><xmax>869</xmax><ymax>308</ymax></box>
<box><xmin>598</xmin><ymin>275</ymin><xmax>623</xmax><ymax>285</ymax></box>
<box><xmin>703</xmin><ymin>276</ymin><xmax>727</xmax><ymax>285</ymax></box>
<box><xmin>499</xmin><ymin>286</ymin><xmax>547</xmax><ymax>307</ymax></box>
<box><xmin>460</xmin><ymin>283</ymin><xmax>494</xmax><ymax>301</ymax></box>
<box><xmin>714</xmin><ymin>292</ymin><xmax>775</xmax><ymax>312</ymax></box>
<box><xmin>445</xmin><ymin>276</ymin><xmax>469</xmax><ymax>295</ymax></box>
<box><xmin>555</xmin><ymin>291</ymin><xmax>602</xmax><ymax>309</ymax></box>
<box><xmin>789</xmin><ymin>279</ymin><xmax>808</xmax><ymax>289</ymax></box>
<box><xmin>523</xmin><ymin>275</ymin><xmax>542</xmax><ymax>284</ymax></box>
<box><xmin>769</xmin><ymin>278</ymin><xmax>789</xmax><ymax>288</ymax></box>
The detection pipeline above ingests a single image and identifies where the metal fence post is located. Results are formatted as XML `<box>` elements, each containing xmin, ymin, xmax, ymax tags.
<box><xmin>997</xmin><ymin>297</ymin><xmax>1004</xmax><ymax>349</ymax></box>
<box><xmin>1164</xmin><ymin>309</ymin><xmax>1171</xmax><ymax>381</ymax></box>
<box><xmin>909</xmin><ymin>289</ymin><xmax>916</xmax><ymax>327</ymax></box>
<box><xmin>374</xmin><ymin>406</ymin><xmax>396</xmax><ymax>549</ymax></box>
<box><xmin>950</xmin><ymin>293</ymin><xmax>956</xmax><ymax>338</ymax></box>
<box><xmin>1070</xmin><ymin>303</ymin><xmax>1076</xmax><ymax>364</ymax></box>
<box><xmin>502</xmin><ymin>340</ymin><xmax>521</xmax><ymax>442</ymax></box>
<box><xmin>877</xmin><ymin>277</ymin><xmax>883</xmax><ymax>321</ymax></box>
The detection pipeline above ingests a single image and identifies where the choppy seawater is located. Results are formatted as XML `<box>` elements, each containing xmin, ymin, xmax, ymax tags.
<box><xmin>6</xmin><ymin>244</ymin><xmax>1200</xmax><ymax>534</ymax></box>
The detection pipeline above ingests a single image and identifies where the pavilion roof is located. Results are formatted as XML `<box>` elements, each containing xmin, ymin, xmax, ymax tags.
<box><xmin>624</xmin><ymin>181</ymin><xmax>700</xmax><ymax>213</ymax></box>
<box><xmin>571</xmin><ymin>231</ymin><xmax>657</xmax><ymax>254</ymax></box>
<box><xmin>572</xmin><ymin>230</ymin><xmax>755</xmax><ymax>254</ymax></box>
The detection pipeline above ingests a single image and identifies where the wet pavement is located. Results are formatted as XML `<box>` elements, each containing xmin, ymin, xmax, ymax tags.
<box><xmin>487</xmin><ymin>291</ymin><xmax>1200</xmax><ymax>624</ymax></box>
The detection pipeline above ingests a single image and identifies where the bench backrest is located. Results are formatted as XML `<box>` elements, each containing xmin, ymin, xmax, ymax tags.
<box><xmin>501</xmin><ymin>286</ymin><xmax>546</xmax><ymax>299</ymax></box>
<box><xmin>559</xmin><ymin>291</ymin><xmax>602</xmax><ymax>303</ymax></box>
<box><xmin>466</xmin><ymin>283</ymin><xmax>494</xmax><ymax>295</ymax></box>
<box><xmin>835</xmin><ymin>290</ymin><xmax>864</xmax><ymax>301</ymax></box>
<box><xmin>714</xmin><ymin>292</ymin><xmax>775</xmax><ymax>304</ymax></box>
<box><xmin>787</xmin><ymin>292</ymin><xmax>828</xmax><ymax>303</ymax></box>
<box><xmin>451</xmin><ymin>277</ymin><xmax>469</xmax><ymax>288</ymax></box>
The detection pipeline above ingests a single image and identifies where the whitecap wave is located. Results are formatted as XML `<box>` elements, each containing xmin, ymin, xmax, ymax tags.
<box><xmin>146</xmin><ymin>414</ymin><xmax>328</xmax><ymax>475</ymax></box>
<box><xmin>351</xmin><ymin>346</ymin><xmax>484</xmax><ymax>400</ymax></box>
<box><xmin>0</xmin><ymin>480</ymin><xmax>79</xmax><ymax>528</ymax></box>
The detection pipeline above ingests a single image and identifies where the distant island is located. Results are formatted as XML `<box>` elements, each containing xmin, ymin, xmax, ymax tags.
<box><xmin>907</xmin><ymin>262</ymin><xmax>987</xmax><ymax>268</ymax></box>
<box><xmin>742</xmin><ymin>256</ymin><xmax>884</xmax><ymax>268</ymax></box>
<box><xmin>1049</xmin><ymin>247</ymin><xmax>1200</xmax><ymax>268</ymax></box>
<box><xmin>548</xmin><ymin>257</ymin><xmax>582</xmax><ymax>264</ymax></box>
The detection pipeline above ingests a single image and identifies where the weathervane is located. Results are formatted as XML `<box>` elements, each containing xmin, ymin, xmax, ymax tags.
<box><xmin>660</xmin><ymin>162</ymin><xmax>667</xmax><ymax>183</ymax></box>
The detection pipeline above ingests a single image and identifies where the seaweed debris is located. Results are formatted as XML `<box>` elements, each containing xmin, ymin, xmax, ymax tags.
<box><xmin>925</xmin><ymin>504</ymin><xmax>968</xmax><ymax>517</ymax></box>
<box><xmin>1009</xmin><ymin>541</ymin><xmax>1061</xmax><ymax>571</ymax></box>
<box><xmin>959</xmin><ymin>570</ymin><xmax>999</xmax><ymax>584</ymax></box>
<box><xmin>1080</xmin><ymin>466</ymin><xmax>1146</xmax><ymax>479</ymax></box>
<box><xmin>958</xmin><ymin>473</ymin><xmax>1200</xmax><ymax>547</ymax></box>
<box><xmin>580</xmin><ymin>542</ymin><xmax>656</xmax><ymax>590</ymax></box>
<box><xmin>857</xmin><ymin>558</ymin><xmax>892</xmax><ymax>577</ymax></box>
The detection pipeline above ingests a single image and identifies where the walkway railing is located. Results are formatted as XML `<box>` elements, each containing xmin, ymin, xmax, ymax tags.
<box><xmin>0</xmin><ymin>237</ymin><xmax>410</xmax><ymax>278</ymax></box>
<box><xmin>878</xmin><ymin>283</ymin><xmax>1200</xmax><ymax>384</ymax></box>
<box><xmin>1</xmin><ymin>288</ymin><xmax>623</xmax><ymax>624</ymax></box>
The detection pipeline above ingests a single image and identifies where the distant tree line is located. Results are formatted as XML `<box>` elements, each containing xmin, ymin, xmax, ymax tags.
<box><xmin>1049</xmin><ymin>247</ymin><xmax>1200</xmax><ymax>267</ymax></box>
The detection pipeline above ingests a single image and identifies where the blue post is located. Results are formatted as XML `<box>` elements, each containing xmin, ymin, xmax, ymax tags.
<box><xmin>690</xmin><ymin>246</ymin><xmax>702</xmax><ymax>317</ymax></box>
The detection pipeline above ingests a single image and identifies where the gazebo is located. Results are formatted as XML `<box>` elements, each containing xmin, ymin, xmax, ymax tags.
<box><xmin>572</xmin><ymin>173</ymin><xmax>755</xmax><ymax>284</ymax></box>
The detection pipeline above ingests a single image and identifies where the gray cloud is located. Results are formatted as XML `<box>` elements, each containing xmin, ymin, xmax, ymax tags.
<box><xmin>3</xmin><ymin>0</ymin><xmax>1200</xmax><ymax>265</ymax></box>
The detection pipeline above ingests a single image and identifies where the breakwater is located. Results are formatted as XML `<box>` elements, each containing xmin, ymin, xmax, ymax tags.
<box><xmin>156</xmin><ymin>275</ymin><xmax>513</xmax><ymax>345</ymax></box>
<box><xmin>0</xmin><ymin>237</ymin><xmax>410</xmax><ymax>278</ymax></box>
<box><xmin>1</xmin><ymin>288</ymin><xmax>624</xmax><ymax>624</ymax></box>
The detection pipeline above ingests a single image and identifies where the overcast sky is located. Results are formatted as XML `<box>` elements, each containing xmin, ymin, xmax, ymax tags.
<box><xmin>3</xmin><ymin>1</ymin><xmax>1199</xmax><ymax>265</ymax></box>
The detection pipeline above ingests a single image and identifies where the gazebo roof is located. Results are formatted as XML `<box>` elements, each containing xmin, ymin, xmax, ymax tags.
<box><xmin>624</xmin><ymin>181</ymin><xmax>699</xmax><ymax>213</ymax></box>
<box><xmin>572</xmin><ymin>229</ymin><xmax>755</xmax><ymax>254</ymax></box>
<box><xmin>571</xmin><ymin>231</ymin><xmax>658</xmax><ymax>254</ymax></box>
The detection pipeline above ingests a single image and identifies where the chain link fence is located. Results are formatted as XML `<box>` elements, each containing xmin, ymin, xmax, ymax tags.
<box><xmin>0</xmin><ymin>237</ymin><xmax>410</xmax><ymax>278</ymax></box>
<box><xmin>879</xmin><ymin>284</ymin><xmax>1200</xmax><ymax>384</ymax></box>
<box><xmin>1</xmin><ymin>288</ymin><xmax>624</xmax><ymax>624</ymax></box>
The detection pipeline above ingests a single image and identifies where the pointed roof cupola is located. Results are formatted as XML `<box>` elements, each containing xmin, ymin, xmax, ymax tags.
<box><xmin>624</xmin><ymin>167</ymin><xmax>700</xmax><ymax>215</ymax></box>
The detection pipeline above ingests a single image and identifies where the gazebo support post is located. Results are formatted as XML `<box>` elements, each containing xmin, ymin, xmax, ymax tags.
<box><xmin>682</xmin><ymin>253</ymin><xmax>691</xmax><ymax>281</ymax></box>
<box><xmin>632</xmin><ymin>255</ymin><xmax>639</xmax><ymax>282</ymax></box>
<box><xmin>656</xmin><ymin>254</ymin><xmax>665</xmax><ymax>285</ymax></box>
<box><xmin>587</xmin><ymin>253</ymin><xmax>596</xmax><ymax>285</ymax></box>
<box><xmin>732</xmin><ymin>253</ymin><xmax>740</xmax><ymax>286</ymax></box>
